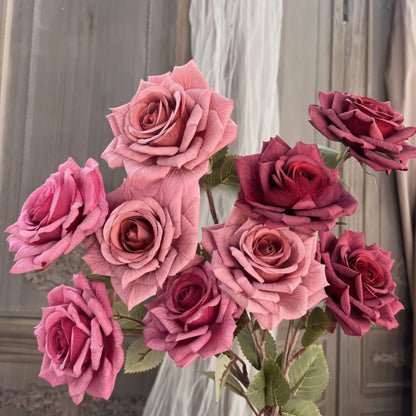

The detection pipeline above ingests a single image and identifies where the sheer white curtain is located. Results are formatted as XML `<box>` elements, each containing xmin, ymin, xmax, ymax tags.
<box><xmin>143</xmin><ymin>1</ymin><xmax>283</xmax><ymax>414</ymax></box>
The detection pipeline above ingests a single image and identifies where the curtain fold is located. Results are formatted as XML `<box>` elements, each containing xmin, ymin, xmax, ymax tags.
<box><xmin>385</xmin><ymin>1</ymin><xmax>416</xmax><ymax>415</ymax></box>
<box><xmin>143</xmin><ymin>1</ymin><xmax>283</xmax><ymax>415</ymax></box>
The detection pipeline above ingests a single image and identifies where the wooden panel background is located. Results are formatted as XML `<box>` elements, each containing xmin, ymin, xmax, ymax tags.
<box><xmin>0</xmin><ymin>0</ymin><xmax>411</xmax><ymax>415</ymax></box>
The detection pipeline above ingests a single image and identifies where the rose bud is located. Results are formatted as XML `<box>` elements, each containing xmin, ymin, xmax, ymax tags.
<box><xmin>34</xmin><ymin>272</ymin><xmax>124</xmax><ymax>404</ymax></box>
<box><xmin>235</xmin><ymin>136</ymin><xmax>357</xmax><ymax>231</ymax></box>
<box><xmin>317</xmin><ymin>230</ymin><xmax>404</xmax><ymax>336</ymax></box>
<box><xmin>143</xmin><ymin>258</ymin><xmax>241</xmax><ymax>367</ymax></box>
<box><xmin>309</xmin><ymin>91</ymin><xmax>416</xmax><ymax>173</ymax></box>
<box><xmin>6</xmin><ymin>158</ymin><xmax>108</xmax><ymax>274</ymax></box>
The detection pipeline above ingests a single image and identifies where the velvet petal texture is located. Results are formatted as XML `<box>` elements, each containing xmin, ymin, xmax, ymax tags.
<box><xmin>201</xmin><ymin>207</ymin><xmax>328</xmax><ymax>330</ymax></box>
<box><xmin>235</xmin><ymin>136</ymin><xmax>357</xmax><ymax>231</ymax></box>
<box><xmin>317</xmin><ymin>230</ymin><xmax>403</xmax><ymax>336</ymax></box>
<box><xmin>102</xmin><ymin>60</ymin><xmax>237</xmax><ymax>182</ymax></box>
<box><xmin>143</xmin><ymin>258</ymin><xmax>241</xmax><ymax>367</ymax></box>
<box><xmin>83</xmin><ymin>171</ymin><xmax>200</xmax><ymax>309</ymax></box>
<box><xmin>34</xmin><ymin>272</ymin><xmax>124</xmax><ymax>405</ymax></box>
<box><xmin>309</xmin><ymin>91</ymin><xmax>416</xmax><ymax>174</ymax></box>
<box><xmin>6</xmin><ymin>158</ymin><xmax>108</xmax><ymax>274</ymax></box>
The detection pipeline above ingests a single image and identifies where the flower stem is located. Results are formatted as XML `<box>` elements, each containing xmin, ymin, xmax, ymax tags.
<box><xmin>248</xmin><ymin>315</ymin><xmax>266</xmax><ymax>366</ymax></box>
<box><xmin>281</xmin><ymin>321</ymin><xmax>294</xmax><ymax>378</ymax></box>
<box><xmin>202</xmin><ymin>176</ymin><xmax>219</xmax><ymax>224</ymax></box>
<box><xmin>334</xmin><ymin>146</ymin><xmax>351</xmax><ymax>171</ymax></box>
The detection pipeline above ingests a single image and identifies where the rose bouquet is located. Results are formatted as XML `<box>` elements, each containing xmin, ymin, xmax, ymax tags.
<box><xmin>5</xmin><ymin>61</ymin><xmax>414</xmax><ymax>415</ymax></box>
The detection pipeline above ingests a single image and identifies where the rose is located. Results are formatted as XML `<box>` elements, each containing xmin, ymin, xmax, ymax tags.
<box><xmin>34</xmin><ymin>272</ymin><xmax>124</xmax><ymax>404</ymax></box>
<box><xmin>317</xmin><ymin>230</ymin><xmax>403</xmax><ymax>336</ymax></box>
<box><xmin>83</xmin><ymin>176</ymin><xmax>199</xmax><ymax>309</ymax></box>
<box><xmin>143</xmin><ymin>258</ymin><xmax>241</xmax><ymax>367</ymax></box>
<box><xmin>102</xmin><ymin>60</ymin><xmax>237</xmax><ymax>181</ymax></box>
<box><xmin>6</xmin><ymin>158</ymin><xmax>108</xmax><ymax>274</ymax></box>
<box><xmin>234</xmin><ymin>136</ymin><xmax>357</xmax><ymax>231</ymax></box>
<box><xmin>201</xmin><ymin>207</ymin><xmax>328</xmax><ymax>330</ymax></box>
<box><xmin>308</xmin><ymin>91</ymin><xmax>416</xmax><ymax>173</ymax></box>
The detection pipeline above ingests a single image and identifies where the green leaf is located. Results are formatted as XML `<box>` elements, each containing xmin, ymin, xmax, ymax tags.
<box><xmin>205</xmin><ymin>155</ymin><xmax>240</xmax><ymax>187</ymax></box>
<box><xmin>201</xmin><ymin>371</ymin><xmax>245</xmax><ymax>397</ymax></box>
<box><xmin>288</xmin><ymin>345</ymin><xmax>329</xmax><ymax>400</ymax></box>
<box><xmin>263</xmin><ymin>359</ymin><xmax>290</xmax><ymax>407</ymax></box>
<box><xmin>246</xmin><ymin>368</ymin><xmax>266</xmax><ymax>411</ymax></box>
<box><xmin>233</xmin><ymin>311</ymin><xmax>250</xmax><ymax>338</ymax></box>
<box><xmin>196</xmin><ymin>244</ymin><xmax>212</xmax><ymax>262</ymax></box>
<box><xmin>276</xmin><ymin>352</ymin><xmax>284</xmax><ymax>368</ymax></box>
<box><xmin>317</xmin><ymin>144</ymin><xmax>340</xmax><ymax>169</ymax></box>
<box><xmin>124</xmin><ymin>337</ymin><xmax>165</xmax><ymax>373</ymax></box>
<box><xmin>209</xmin><ymin>146</ymin><xmax>229</xmax><ymax>170</ymax></box>
<box><xmin>263</xmin><ymin>330</ymin><xmax>277</xmax><ymax>361</ymax></box>
<box><xmin>86</xmin><ymin>272</ymin><xmax>113</xmax><ymax>290</ymax></box>
<box><xmin>113</xmin><ymin>301</ymin><xmax>146</xmax><ymax>331</ymax></box>
<box><xmin>237</xmin><ymin>326</ymin><xmax>260</xmax><ymax>370</ymax></box>
<box><xmin>215</xmin><ymin>354</ymin><xmax>233</xmax><ymax>402</ymax></box>
<box><xmin>281</xmin><ymin>399</ymin><xmax>322</xmax><ymax>416</ymax></box>
<box><xmin>301</xmin><ymin>308</ymin><xmax>330</xmax><ymax>347</ymax></box>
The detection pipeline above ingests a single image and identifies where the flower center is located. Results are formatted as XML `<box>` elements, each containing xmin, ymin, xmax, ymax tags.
<box><xmin>120</xmin><ymin>217</ymin><xmax>154</xmax><ymax>252</ymax></box>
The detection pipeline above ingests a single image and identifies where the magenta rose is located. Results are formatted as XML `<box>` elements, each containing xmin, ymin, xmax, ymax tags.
<box><xmin>201</xmin><ymin>208</ymin><xmax>328</xmax><ymax>330</ymax></box>
<box><xmin>234</xmin><ymin>136</ymin><xmax>357</xmax><ymax>231</ymax></box>
<box><xmin>83</xmin><ymin>175</ymin><xmax>199</xmax><ymax>309</ymax></box>
<box><xmin>308</xmin><ymin>91</ymin><xmax>416</xmax><ymax>173</ymax></box>
<box><xmin>317</xmin><ymin>230</ymin><xmax>403</xmax><ymax>336</ymax></box>
<box><xmin>34</xmin><ymin>272</ymin><xmax>124</xmax><ymax>404</ymax></box>
<box><xmin>143</xmin><ymin>258</ymin><xmax>241</xmax><ymax>367</ymax></box>
<box><xmin>6</xmin><ymin>158</ymin><xmax>108</xmax><ymax>274</ymax></box>
<box><xmin>102</xmin><ymin>60</ymin><xmax>237</xmax><ymax>181</ymax></box>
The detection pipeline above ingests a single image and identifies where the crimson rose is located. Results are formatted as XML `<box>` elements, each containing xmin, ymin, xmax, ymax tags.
<box><xmin>143</xmin><ymin>258</ymin><xmax>241</xmax><ymax>367</ymax></box>
<box><xmin>308</xmin><ymin>91</ymin><xmax>416</xmax><ymax>173</ymax></box>
<box><xmin>235</xmin><ymin>136</ymin><xmax>357</xmax><ymax>231</ymax></box>
<box><xmin>317</xmin><ymin>230</ymin><xmax>403</xmax><ymax>336</ymax></box>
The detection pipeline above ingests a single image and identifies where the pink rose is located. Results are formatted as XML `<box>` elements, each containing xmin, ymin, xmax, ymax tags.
<box><xmin>6</xmin><ymin>158</ymin><xmax>108</xmax><ymax>273</ymax></box>
<box><xmin>83</xmin><ymin>174</ymin><xmax>200</xmax><ymax>309</ymax></box>
<box><xmin>308</xmin><ymin>91</ymin><xmax>416</xmax><ymax>173</ymax></box>
<box><xmin>34</xmin><ymin>272</ymin><xmax>124</xmax><ymax>404</ymax></box>
<box><xmin>317</xmin><ymin>230</ymin><xmax>403</xmax><ymax>336</ymax></box>
<box><xmin>235</xmin><ymin>136</ymin><xmax>357</xmax><ymax>231</ymax></box>
<box><xmin>202</xmin><ymin>208</ymin><xmax>328</xmax><ymax>330</ymax></box>
<box><xmin>102</xmin><ymin>60</ymin><xmax>237</xmax><ymax>181</ymax></box>
<box><xmin>143</xmin><ymin>258</ymin><xmax>241</xmax><ymax>367</ymax></box>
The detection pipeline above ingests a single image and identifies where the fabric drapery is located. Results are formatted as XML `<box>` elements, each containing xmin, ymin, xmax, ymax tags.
<box><xmin>143</xmin><ymin>1</ymin><xmax>283</xmax><ymax>415</ymax></box>
<box><xmin>385</xmin><ymin>1</ymin><xmax>416</xmax><ymax>415</ymax></box>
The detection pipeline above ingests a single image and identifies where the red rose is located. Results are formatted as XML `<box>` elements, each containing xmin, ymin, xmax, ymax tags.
<box><xmin>317</xmin><ymin>230</ymin><xmax>403</xmax><ymax>336</ymax></box>
<box><xmin>234</xmin><ymin>136</ymin><xmax>357</xmax><ymax>231</ymax></box>
<box><xmin>309</xmin><ymin>91</ymin><xmax>416</xmax><ymax>173</ymax></box>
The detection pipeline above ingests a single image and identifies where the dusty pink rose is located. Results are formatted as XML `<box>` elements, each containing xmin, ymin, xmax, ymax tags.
<box><xmin>34</xmin><ymin>272</ymin><xmax>124</xmax><ymax>404</ymax></box>
<box><xmin>83</xmin><ymin>174</ymin><xmax>200</xmax><ymax>309</ymax></box>
<box><xmin>317</xmin><ymin>230</ymin><xmax>403</xmax><ymax>336</ymax></box>
<box><xmin>102</xmin><ymin>60</ymin><xmax>237</xmax><ymax>181</ymax></box>
<box><xmin>201</xmin><ymin>208</ymin><xmax>328</xmax><ymax>330</ymax></box>
<box><xmin>309</xmin><ymin>91</ymin><xmax>416</xmax><ymax>173</ymax></box>
<box><xmin>143</xmin><ymin>258</ymin><xmax>241</xmax><ymax>367</ymax></box>
<box><xmin>6</xmin><ymin>158</ymin><xmax>108</xmax><ymax>274</ymax></box>
<box><xmin>235</xmin><ymin>136</ymin><xmax>357</xmax><ymax>231</ymax></box>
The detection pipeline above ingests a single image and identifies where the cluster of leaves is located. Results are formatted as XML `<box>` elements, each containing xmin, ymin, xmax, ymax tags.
<box><xmin>204</xmin><ymin>146</ymin><xmax>240</xmax><ymax>188</ymax></box>
<box><xmin>203</xmin><ymin>307</ymin><xmax>332</xmax><ymax>416</ymax></box>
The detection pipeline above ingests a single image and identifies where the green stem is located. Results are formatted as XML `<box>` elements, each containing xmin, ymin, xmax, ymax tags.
<box><xmin>334</xmin><ymin>146</ymin><xmax>351</xmax><ymax>171</ymax></box>
<box><xmin>202</xmin><ymin>176</ymin><xmax>219</xmax><ymax>224</ymax></box>
<box><xmin>113</xmin><ymin>314</ymin><xmax>144</xmax><ymax>327</ymax></box>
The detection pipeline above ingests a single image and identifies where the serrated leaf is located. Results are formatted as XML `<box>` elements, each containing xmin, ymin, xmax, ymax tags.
<box><xmin>113</xmin><ymin>301</ymin><xmax>146</xmax><ymax>331</ymax></box>
<box><xmin>263</xmin><ymin>359</ymin><xmax>290</xmax><ymax>407</ymax></box>
<box><xmin>262</xmin><ymin>330</ymin><xmax>277</xmax><ymax>360</ymax></box>
<box><xmin>246</xmin><ymin>368</ymin><xmax>266</xmax><ymax>411</ymax></box>
<box><xmin>301</xmin><ymin>307</ymin><xmax>330</xmax><ymax>347</ymax></box>
<box><xmin>237</xmin><ymin>326</ymin><xmax>260</xmax><ymax>370</ymax></box>
<box><xmin>215</xmin><ymin>354</ymin><xmax>232</xmax><ymax>402</ymax></box>
<box><xmin>86</xmin><ymin>273</ymin><xmax>113</xmax><ymax>290</ymax></box>
<box><xmin>124</xmin><ymin>337</ymin><xmax>165</xmax><ymax>373</ymax></box>
<box><xmin>276</xmin><ymin>352</ymin><xmax>284</xmax><ymax>368</ymax></box>
<box><xmin>281</xmin><ymin>399</ymin><xmax>322</xmax><ymax>416</ymax></box>
<box><xmin>288</xmin><ymin>345</ymin><xmax>329</xmax><ymax>400</ymax></box>
<box><xmin>201</xmin><ymin>371</ymin><xmax>245</xmax><ymax>397</ymax></box>
<box><xmin>205</xmin><ymin>155</ymin><xmax>240</xmax><ymax>187</ymax></box>
<box><xmin>209</xmin><ymin>146</ymin><xmax>228</xmax><ymax>169</ymax></box>
<box><xmin>317</xmin><ymin>144</ymin><xmax>341</xmax><ymax>169</ymax></box>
